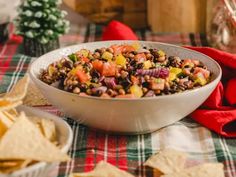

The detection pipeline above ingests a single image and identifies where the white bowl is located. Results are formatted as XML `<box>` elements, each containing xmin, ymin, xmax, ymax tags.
<box><xmin>29</xmin><ymin>41</ymin><xmax>222</xmax><ymax>134</ymax></box>
<box><xmin>0</xmin><ymin>105</ymin><xmax>73</xmax><ymax>177</ymax></box>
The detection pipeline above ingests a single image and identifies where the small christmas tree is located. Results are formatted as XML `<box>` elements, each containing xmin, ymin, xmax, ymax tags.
<box><xmin>14</xmin><ymin>0</ymin><xmax>70</xmax><ymax>57</ymax></box>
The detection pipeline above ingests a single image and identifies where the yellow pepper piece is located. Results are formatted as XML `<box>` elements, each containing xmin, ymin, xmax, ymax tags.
<box><xmin>69</xmin><ymin>65</ymin><xmax>82</xmax><ymax>75</ymax></box>
<box><xmin>194</xmin><ymin>77</ymin><xmax>207</xmax><ymax>86</ymax></box>
<box><xmin>168</xmin><ymin>73</ymin><xmax>176</xmax><ymax>81</ymax></box>
<box><xmin>85</xmin><ymin>81</ymin><xmax>92</xmax><ymax>86</ymax></box>
<box><xmin>48</xmin><ymin>66</ymin><xmax>55</xmax><ymax>77</ymax></box>
<box><xmin>80</xmin><ymin>49</ymin><xmax>89</xmax><ymax>57</ymax></box>
<box><xmin>170</xmin><ymin>67</ymin><xmax>182</xmax><ymax>75</ymax></box>
<box><xmin>102</xmin><ymin>51</ymin><xmax>113</xmax><ymax>61</ymax></box>
<box><xmin>130</xmin><ymin>85</ymin><xmax>143</xmax><ymax>98</ymax></box>
<box><xmin>158</xmin><ymin>50</ymin><xmax>165</xmax><ymax>57</ymax></box>
<box><xmin>143</xmin><ymin>60</ymin><xmax>152</xmax><ymax>69</ymax></box>
<box><xmin>131</xmin><ymin>42</ymin><xmax>141</xmax><ymax>51</ymax></box>
<box><xmin>69</xmin><ymin>68</ymin><xmax>77</xmax><ymax>75</ymax></box>
<box><xmin>115</xmin><ymin>54</ymin><xmax>126</xmax><ymax>66</ymax></box>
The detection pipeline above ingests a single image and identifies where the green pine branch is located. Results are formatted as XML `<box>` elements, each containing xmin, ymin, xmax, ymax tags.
<box><xmin>15</xmin><ymin>0</ymin><xmax>69</xmax><ymax>44</ymax></box>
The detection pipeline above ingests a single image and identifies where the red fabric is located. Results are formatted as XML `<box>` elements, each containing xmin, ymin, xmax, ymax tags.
<box><xmin>225</xmin><ymin>78</ymin><xmax>236</xmax><ymax>105</ymax></box>
<box><xmin>102</xmin><ymin>22</ymin><xmax>236</xmax><ymax>137</ymax></box>
<box><xmin>202</xmin><ymin>82</ymin><xmax>224</xmax><ymax>109</ymax></box>
<box><xmin>10</xmin><ymin>34</ymin><xmax>23</xmax><ymax>44</ymax></box>
<box><xmin>191</xmin><ymin>109</ymin><xmax>236</xmax><ymax>137</ymax></box>
<box><xmin>102</xmin><ymin>20</ymin><xmax>138</xmax><ymax>41</ymax></box>
<box><xmin>186</xmin><ymin>46</ymin><xmax>236</xmax><ymax>137</ymax></box>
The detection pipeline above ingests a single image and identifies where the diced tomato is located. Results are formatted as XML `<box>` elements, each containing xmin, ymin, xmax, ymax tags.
<box><xmin>101</xmin><ymin>93</ymin><xmax>111</xmax><ymax>98</ymax></box>
<box><xmin>192</xmin><ymin>59</ymin><xmax>200</xmax><ymax>66</ymax></box>
<box><xmin>76</xmin><ymin>70</ymin><xmax>90</xmax><ymax>83</ymax></box>
<box><xmin>79</xmin><ymin>93</ymin><xmax>89</xmax><ymax>97</ymax></box>
<box><xmin>101</xmin><ymin>62</ymin><xmax>117</xmax><ymax>76</ymax></box>
<box><xmin>92</xmin><ymin>60</ymin><xmax>103</xmax><ymax>73</ymax></box>
<box><xmin>150</xmin><ymin>82</ymin><xmax>165</xmax><ymax>90</ymax></box>
<box><xmin>194</xmin><ymin>67</ymin><xmax>210</xmax><ymax>79</ymax></box>
<box><xmin>131</xmin><ymin>76</ymin><xmax>139</xmax><ymax>85</ymax></box>
<box><xmin>181</xmin><ymin>59</ymin><xmax>194</xmax><ymax>68</ymax></box>
<box><xmin>111</xmin><ymin>45</ymin><xmax>135</xmax><ymax>55</ymax></box>
<box><xmin>122</xmin><ymin>45</ymin><xmax>135</xmax><ymax>53</ymax></box>
<box><xmin>116</xmin><ymin>94</ymin><xmax>136</xmax><ymax>98</ymax></box>
<box><xmin>81</xmin><ymin>57</ymin><xmax>89</xmax><ymax>63</ymax></box>
<box><xmin>134</xmin><ymin>53</ymin><xmax>146</xmax><ymax>62</ymax></box>
<box><xmin>111</xmin><ymin>45</ymin><xmax>124</xmax><ymax>54</ymax></box>
<box><xmin>182</xmin><ymin>59</ymin><xmax>200</xmax><ymax>68</ymax></box>
<box><xmin>92</xmin><ymin>60</ymin><xmax>117</xmax><ymax>76</ymax></box>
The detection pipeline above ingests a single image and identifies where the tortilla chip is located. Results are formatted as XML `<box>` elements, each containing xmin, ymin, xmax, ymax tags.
<box><xmin>0</xmin><ymin>160</ymin><xmax>32</xmax><ymax>174</ymax></box>
<box><xmin>0</xmin><ymin>100</ymin><xmax>22</xmax><ymax>112</ymax></box>
<box><xmin>2</xmin><ymin>75</ymin><xmax>29</xmax><ymax>102</ymax></box>
<box><xmin>40</xmin><ymin>118</ymin><xmax>56</xmax><ymax>142</ymax></box>
<box><xmin>0</xmin><ymin>76</ymin><xmax>28</xmax><ymax>111</ymax></box>
<box><xmin>0</xmin><ymin>160</ymin><xmax>24</xmax><ymax>173</ymax></box>
<box><xmin>144</xmin><ymin>149</ymin><xmax>187</xmax><ymax>174</ymax></box>
<box><xmin>23</xmin><ymin>81</ymin><xmax>50</xmax><ymax>106</ymax></box>
<box><xmin>28</xmin><ymin>116</ymin><xmax>56</xmax><ymax>142</ymax></box>
<box><xmin>0</xmin><ymin>160</ymin><xmax>22</xmax><ymax>168</ymax></box>
<box><xmin>69</xmin><ymin>161</ymin><xmax>134</xmax><ymax>177</ymax></box>
<box><xmin>0</xmin><ymin>112</ymin><xmax>70</xmax><ymax>162</ymax></box>
<box><xmin>161</xmin><ymin>163</ymin><xmax>224</xmax><ymax>177</ymax></box>
<box><xmin>6</xmin><ymin>108</ymin><xmax>18</xmax><ymax>117</ymax></box>
<box><xmin>2</xmin><ymin>110</ymin><xmax>17</xmax><ymax>122</ymax></box>
<box><xmin>0</xmin><ymin>111</ymin><xmax>14</xmax><ymax>138</ymax></box>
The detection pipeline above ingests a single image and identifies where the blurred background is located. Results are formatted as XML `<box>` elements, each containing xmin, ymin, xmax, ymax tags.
<box><xmin>0</xmin><ymin>0</ymin><xmax>235</xmax><ymax>53</ymax></box>
<box><xmin>62</xmin><ymin>0</ymin><xmax>214</xmax><ymax>33</ymax></box>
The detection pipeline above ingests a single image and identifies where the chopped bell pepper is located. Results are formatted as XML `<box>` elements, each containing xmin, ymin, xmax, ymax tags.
<box><xmin>76</xmin><ymin>69</ymin><xmax>90</xmax><ymax>83</ymax></box>
<box><xmin>169</xmin><ymin>73</ymin><xmax>176</xmax><ymax>81</ymax></box>
<box><xmin>68</xmin><ymin>53</ymin><xmax>77</xmax><ymax>62</ymax></box>
<box><xmin>80</xmin><ymin>49</ymin><xmax>89</xmax><ymax>57</ymax></box>
<box><xmin>115</xmin><ymin>54</ymin><xmax>126</xmax><ymax>67</ymax></box>
<box><xmin>170</xmin><ymin>67</ymin><xmax>182</xmax><ymax>75</ymax></box>
<box><xmin>48</xmin><ymin>65</ymin><xmax>56</xmax><ymax>77</ymax></box>
<box><xmin>102</xmin><ymin>51</ymin><xmax>113</xmax><ymax>61</ymax></box>
<box><xmin>101</xmin><ymin>62</ymin><xmax>116</xmax><ymax>76</ymax></box>
<box><xmin>194</xmin><ymin>77</ymin><xmax>207</xmax><ymax>86</ymax></box>
<box><xmin>130</xmin><ymin>84</ymin><xmax>143</xmax><ymax>98</ymax></box>
<box><xmin>143</xmin><ymin>60</ymin><xmax>152</xmax><ymax>69</ymax></box>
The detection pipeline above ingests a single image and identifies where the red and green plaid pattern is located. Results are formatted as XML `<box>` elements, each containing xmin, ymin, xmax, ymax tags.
<box><xmin>0</xmin><ymin>24</ymin><xmax>235</xmax><ymax>177</ymax></box>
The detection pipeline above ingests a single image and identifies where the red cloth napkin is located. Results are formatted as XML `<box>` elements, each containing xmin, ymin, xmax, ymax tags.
<box><xmin>102</xmin><ymin>20</ymin><xmax>138</xmax><ymax>41</ymax></box>
<box><xmin>186</xmin><ymin>46</ymin><xmax>236</xmax><ymax>137</ymax></box>
<box><xmin>102</xmin><ymin>20</ymin><xmax>236</xmax><ymax>137</ymax></box>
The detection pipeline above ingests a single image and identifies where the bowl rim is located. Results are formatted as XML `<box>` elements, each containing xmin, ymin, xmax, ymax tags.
<box><xmin>2</xmin><ymin>105</ymin><xmax>73</xmax><ymax>176</ymax></box>
<box><xmin>29</xmin><ymin>40</ymin><xmax>222</xmax><ymax>102</ymax></box>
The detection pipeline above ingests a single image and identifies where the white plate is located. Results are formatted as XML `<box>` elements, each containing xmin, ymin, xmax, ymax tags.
<box><xmin>0</xmin><ymin>105</ymin><xmax>73</xmax><ymax>177</ymax></box>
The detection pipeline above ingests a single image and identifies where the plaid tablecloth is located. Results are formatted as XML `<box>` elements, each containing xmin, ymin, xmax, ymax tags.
<box><xmin>0</xmin><ymin>24</ymin><xmax>235</xmax><ymax>177</ymax></box>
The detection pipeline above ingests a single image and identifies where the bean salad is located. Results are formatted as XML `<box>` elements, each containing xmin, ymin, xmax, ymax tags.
<box><xmin>39</xmin><ymin>43</ymin><xmax>211</xmax><ymax>98</ymax></box>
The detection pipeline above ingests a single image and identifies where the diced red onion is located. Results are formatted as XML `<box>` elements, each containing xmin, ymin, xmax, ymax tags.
<box><xmin>99</xmin><ymin>76</ymin><xmax>105</xmax><ymax>82</ymax></box>
<box><xmin>137</xmin><ymin>48</ymin><xmax>150</xmax><ymax>53</ymax></box>
<box><xmin>104</xmin><ymin>77</ymin><xmax>117</xmax><ymax>89</ymax></box>
<box><xmin>144</xmin><ymin>90</ymin><xmax>155</xmax><ymax>97</ymax></box>
<box><xmin>51</xmin><ymin>81</ymin><xmax>60</xmax><ymax>87</ymax></box>
<box><xmin>91</xmin><ymin>86</ymin><xmax>107</xmax><ymax>93</ymax></box>
<box><xmin>136</xmin><ymin>67</ymin><xmax>169</xmax><ymax>78</ymax></box>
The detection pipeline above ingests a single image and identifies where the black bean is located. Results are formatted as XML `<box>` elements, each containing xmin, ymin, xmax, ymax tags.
<box><xmin>136</xmin><ymin>63</ymin><xmax>143</xmax><ymax>69</ymax></box>
<box><xmin>142</xmin><ymin>82</ymin><xmax>149</xmax><ymax>88</ymax></box>
<box><xmin>119</xmin><ymin>77</ymin><xmax>131</xmax><ymax>89</ymax></box>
